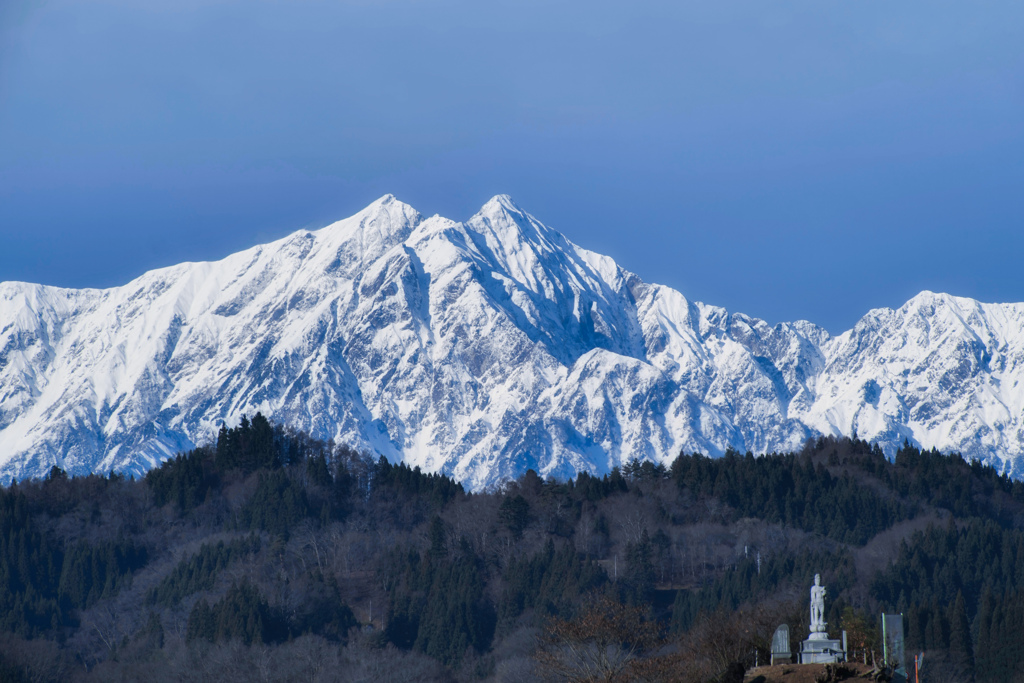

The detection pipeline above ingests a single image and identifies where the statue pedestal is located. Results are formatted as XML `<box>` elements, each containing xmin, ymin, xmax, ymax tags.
<box><xmin>799</xmin><ymin>633</ymin><xmax>844</xmax><ymax>664</ymax></box>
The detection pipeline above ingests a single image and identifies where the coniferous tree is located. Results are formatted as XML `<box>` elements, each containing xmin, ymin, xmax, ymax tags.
<box><xmin>624</xmin><ymin>529</ymin><xmax>655</xmax><ymax>604</ymax></box>
<box><xmin>947</xmin><ymin>590</ymin><xmax>974</xmax><ymax>670</ymax></box>
<box><xmin>498</xmin><ymin>494</ymin><xmax>530</xmax><ymax>540</ymax></box>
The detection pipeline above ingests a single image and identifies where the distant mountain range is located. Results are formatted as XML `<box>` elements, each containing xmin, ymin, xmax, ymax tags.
<box><xmin>2</xmin><ymin>195</ymin><xmax>1023</xmax><ymax>488</ymax></box>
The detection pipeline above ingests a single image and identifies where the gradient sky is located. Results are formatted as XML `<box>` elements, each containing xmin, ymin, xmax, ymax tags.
<box><xmin>1</xmin><ymin>0</ymin><xmax>1022</xmax><ymax>334</ymax></box>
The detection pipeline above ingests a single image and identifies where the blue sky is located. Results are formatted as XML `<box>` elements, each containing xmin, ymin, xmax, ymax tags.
<box><xmin>1</xmin><ymin>0</ymin><xmax>1022</xmax><ymax>333</ymax></box>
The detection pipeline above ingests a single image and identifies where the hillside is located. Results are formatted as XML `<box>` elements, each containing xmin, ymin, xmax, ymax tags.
<box><xmin>1</xmin><ymin>426</ymin><xmax>1023</xmax><ymax>682</ymax></box>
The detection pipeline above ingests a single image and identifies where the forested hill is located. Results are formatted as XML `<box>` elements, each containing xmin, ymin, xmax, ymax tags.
<box><xmin>2</xmin><ymin>418</ymin><xmax>1024</xmax><ymax>682</ymax></box>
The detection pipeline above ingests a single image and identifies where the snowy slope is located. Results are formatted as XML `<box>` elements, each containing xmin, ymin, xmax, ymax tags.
<box><xmin>2</xmin><ymin>195</ymin><xmax>1023</xmax><ymax>488</ymax></box>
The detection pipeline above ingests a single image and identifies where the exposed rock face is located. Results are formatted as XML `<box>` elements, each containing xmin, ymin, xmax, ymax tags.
<box><xmin>2</xmin><ymin>195</ymin><xmax>1023</xmax><ymax>488</ymax></box>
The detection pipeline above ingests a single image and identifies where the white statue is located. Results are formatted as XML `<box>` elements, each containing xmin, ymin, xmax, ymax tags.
<box><xmin>810</xmin><ymin>573</ymin><xmax>827</xmax><ymax>634</ymax></box>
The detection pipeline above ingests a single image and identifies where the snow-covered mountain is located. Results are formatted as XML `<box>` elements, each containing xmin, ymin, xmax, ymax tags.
<box><xmin>2</xmin><ymin>195</ymin><xmax>1023</xmax><ymax>488</ymax></box>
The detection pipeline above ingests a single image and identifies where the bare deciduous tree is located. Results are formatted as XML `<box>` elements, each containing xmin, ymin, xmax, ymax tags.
<box><xmin>535</xmin><ymin>597</ymin><xmax>662</xmax><ymax>682</ymax></box>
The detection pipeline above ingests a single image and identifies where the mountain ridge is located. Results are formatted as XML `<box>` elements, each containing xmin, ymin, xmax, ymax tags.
<box><xmin>2</xmin><ymin>195</ymin><xmax>1022</xmax><ymax>488</ymax></box>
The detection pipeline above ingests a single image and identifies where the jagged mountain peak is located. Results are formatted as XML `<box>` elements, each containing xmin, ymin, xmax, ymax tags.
<box><xmin>480</xmin><ymin>193</ymin><xmax>522</xmax><ymax>212</ymax></box>
<box><xmin>2</xmin><ymin>196</ymin><xmax>1023</xmax><ymax>488</ymax></box>
<box><xmin>469</xmin><ymin>194</ymin><xmax>561</xmax><ymax>256</ymax></box>
<box><xmin>316</xmin><ymin>193</ymin><xmax>420</xmax><ymax>245</ymax></box>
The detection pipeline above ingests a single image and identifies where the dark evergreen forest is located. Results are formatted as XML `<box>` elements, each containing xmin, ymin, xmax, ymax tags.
<box><xmin>2</xmin><ymin>414</ymin><xmax>1023</xmax><ymax>682</ymax></box>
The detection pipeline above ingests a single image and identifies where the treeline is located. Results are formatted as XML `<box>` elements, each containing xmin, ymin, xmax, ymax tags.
<box><xmin>670</xmin><ymin>546</ymin><xmax>858</xmax><ymax>633</ymax></box>
<box><xmin>671</xmin><ymin>447</ymin><xmax>909</xmax><ymax>544</ymax></box>
<box><xmin>0</xmin><ymin>469</ymin><xmax>145</xmax><ymax>638</ymax></box>
<box><xmin>146</xmin><ymin>535</ymin><xmax>261</xmax><ymax>607</ymax></box>
<box><xmin>2</xmin><ymin>421</ymin><xmax>1024</xmax><ymax>682</ymax></box>
<box><xmin>872</xmin><ymin>518</ymin><xmax>1024</xmax><ymax>680</ymax></box>
<box><xmin>185</xmin><ymin>575</ymin><xmax>356</xmax><ymax>647</ymax></box>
